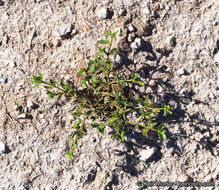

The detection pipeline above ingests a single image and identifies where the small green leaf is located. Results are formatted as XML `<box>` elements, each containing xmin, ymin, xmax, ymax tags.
<box><xmin>88</xmin><ymin>66</ymin><xmax>95</xmax><ymax>73</ymax></box>
<box><xmin>77</xmin><ymin>68</ymin><xmax>85</xmax><ymax>75</ymax></box>
<box><xmin>80</xmin><ymin>80</ymin><xmax>87</xmax><ymax>85</ymax></box>
<box><xmin>97</xmin><ymin>50</ymin><xmax>106</xmax><ymax>57</ymax></box>
<box><xmin>109</xmin><ymin>48</ymin><xmax>117</xmax><ymax>55</ymax></box>
<box><xmin>46</xmin><ymin>90</ymin><xmax>56</xmax><ymax>98</ymax></box>
<box><xmin>98</xmin><ymin>40</ymin><xmax>109</xmax><ymax>44</ymax></box>
<box><xmin>44</xmin><ymin>86</ymin><xmax>51</xmax><ymax>89</ymax></box>
<box><xmin>135</xmin><ymin>81</ymin><xmax>144</xmax><ymax>85</ymax></box>
<box><xmin>88</xmin><ymin>60</ymin><xmax>95</xmax><ymax>66</ymax></box>
<box><xmin>65</xmin><ymin>152</ymin><xmax>73</xmax><ymax>160</ymax></box>
<box><xmin>72</xmin><ymin>108</ymin><xmax>82</xmax><ymax>116</ymax></box>
<box><xmin>98</xmin><ymin>60</ymin><xmax>105</xmax><ymax>66</ymax></box>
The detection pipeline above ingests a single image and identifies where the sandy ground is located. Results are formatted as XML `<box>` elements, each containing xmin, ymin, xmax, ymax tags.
<box><xmin>0</xmin><ymin>0</ymin><xmax>218</xmax><ymax>189</ymax></box>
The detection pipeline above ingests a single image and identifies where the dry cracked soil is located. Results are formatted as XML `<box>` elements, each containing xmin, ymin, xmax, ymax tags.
<box><xmin>0</xmin><ymin>0</ymin><xmax>219</xmax><ymax>190</ymax></box>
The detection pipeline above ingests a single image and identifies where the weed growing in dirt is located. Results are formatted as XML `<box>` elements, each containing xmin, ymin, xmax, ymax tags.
<box><xmin>31</xmin><ymin>31</ymin><xmax>172</xmax><ymax>160</ymax></box>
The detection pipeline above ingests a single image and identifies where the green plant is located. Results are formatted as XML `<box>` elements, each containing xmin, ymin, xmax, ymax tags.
<box><xmin>31</xmin><ymin>31</ymin><xmax>172</xmax><ymax>160</ymax></box>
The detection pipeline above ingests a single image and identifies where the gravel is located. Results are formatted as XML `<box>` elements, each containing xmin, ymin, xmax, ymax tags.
<box><xmin>0</xmin><ymin>75</ymin><xmax>7</xmax><ymax>84</ymax></box>
<box><xmin>214</xmin><ymin>52</ymin><xmax>219</xmax><ymax>63</ymax></box>
<box><xmin>130</xmin><ymin>38</ymin><xmax>142</xmax><ymax>49</ymax></box>
<box><xmin>139</xmin><ymin>147</ymin><xmax>157</xmax><ymax>161</ymax></box>
<box><xmin>0</xmin><ymin>0</ymin><xmax>218</xmax><ymax>189</ymax></box>
<box><xmin>96</xmin><ymin>7</ymin><xmax>109</xmax><ymax>19</ymax></box>
<box><xmin>0</xmin><ymin>141</ymin><xmax>5</xmax><ymax>153</ymax></box>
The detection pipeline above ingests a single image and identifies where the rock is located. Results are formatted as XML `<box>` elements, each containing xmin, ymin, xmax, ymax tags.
<box><xmin>128</xmin><ymin>33</ymin><xmax>135</xmax><ymax>42</ymax></box>
<box><xmin>96</xmin><ymin>7</ymin><xmax>109</xmax><ymax>19</ymax></box>
<box><xmin>194</xmin><ymin>132</ymin><xmax>203</xmax><ymax>141</ymax></box>
<box><xmin>153</xmin><ymin>3</ymin><xmax>160</xmax><ymax>11</ymax></box>
<box><xmin>66</xmin><ymin>6</ymin><xmax>74</xmax><ymax>14</ymax></box>
<box><xmin>9</xmin><ymin>62</ymin><xmax>16</xmax><ymax>68</ymax></box>
<box><xmin>212</xmin><ymin>20</ymin><xmax>219</xmax><ymax>26</ymax></box>
<box><xmin>143</xmin><ymin>7</ymin><xmax>150</xmax><ymax>14</ymax></box>
<box><xmin>56</xmin><ymin>24</ymin><xmax>73</xmax><ymax>38</ymax></box>
<box><xmin>118</xmin><ymin>8</ymin><xmax>126</xmax><ymax>16</ymax></box>
<box><xmin>0</xmin><ymin>75</ymin><xmax>7</xmax><ymax>84</ymax></box>
<box><xmin>139</xmin><ymin>147</ymin><xmax>156</xmax><ymax>161</ymax></box>
<box><xmin>0</xmin><ymin>141</ymin><xmax>6</xmax><ymax>153</ymax></box>
<box><xmin>115</xmin><ymin>54</ymin><xmax>122</xmax><ymax>64</ymax></box>
<box><xmin>17</xmin><ymin>113</ymin><xmax>26</xmax><ymax>119</ymax></box>
<box><xmin>130</xmin><ymin>38</ymin><xmax>142</xmax><ymax>50</ymax></box>
<box><xmin>128</xmin><ymin>24</ymin><xmax>135</xmax><ymax>32</ymax></box>
<box><xmin>27</xmin><ymin>100</ymin><xmax>35</xmax><ymax>109</ymax></box>
<box><xmin>214</xmin><ymin>52</ymin><xmax>219</xmax><ymax>63</ymax></box>
<box><xmin>190</xmin><ymin>0</ymin><xmax>198</xmax><ymax>4</ymax></box>
<box><xmin>165</xmin><ymin>36</ymin><xmax>176</xmax><ymax>47</ymax></box>
<box><xmin>177</xmin><ymin>67</ymin><xmax>185</xmax><ymax>76</ymax></box>
<box><xmin>178</xmin><ymin>174</ymin><xmax>190</xmax><ymax>182</ymax></box>
<box><xmin>71</xmin><ymin>29</ymin><xmax>77</xmax><ymax>35</ymax></box>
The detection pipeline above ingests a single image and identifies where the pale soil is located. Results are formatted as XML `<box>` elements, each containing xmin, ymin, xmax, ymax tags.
<box><xmin>0</xmin><ymin>0</ymin><xmax>218</xmax><ymax>190</ymax></box>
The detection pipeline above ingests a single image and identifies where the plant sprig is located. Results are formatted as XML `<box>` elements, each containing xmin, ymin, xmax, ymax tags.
<box><xmin>31</xmin><ymin>30</ymin><xmax>172</xmax><ymax>160</ymax></box>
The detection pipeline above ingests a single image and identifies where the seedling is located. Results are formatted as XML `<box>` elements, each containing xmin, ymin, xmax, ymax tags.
<box><xmin>31</xmin><ymin>31</ymin><xmax>172</xmax><ymax>160</ymax></box>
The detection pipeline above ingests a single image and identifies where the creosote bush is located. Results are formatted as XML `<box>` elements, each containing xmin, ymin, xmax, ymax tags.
<box><xmin>31</xmin><ymin>31</ymin><xmax>172</xmax><ymax>160</ymax></box>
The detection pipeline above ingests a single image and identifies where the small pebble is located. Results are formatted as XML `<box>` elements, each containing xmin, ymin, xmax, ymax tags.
<box><xmin>96</xmin><ymin>7</ymin><xmax>109</xmax><ymax>19</ymax></box>
<box><xmin>143</xmin><ymin>7</ymin><xmax>150</xmax><ymax>14</ymax></box>
<box><xmin>71</xmin><ymin>29</ymin><xmax>77</xmax><ymax>35</ymax></box>
<box><xmin>165</xmin><ymin>36</ymin><xmax>176</xmax><ymax>47</ymax></box>
<box><xmin>178</xmin><ymin>174</ymin><xmax>190</xmax><ymax>182</ymax></box>
<box><xmin>128</xmin><ymin>24</ymin><xmax>135</xmax><ymax>32</ymax></box>
<box><xmin>0</xmin><ymin>75</ymin><xmax>7</xmax><ymax>84</ymax></box>
<box><xmin>27</xmin><ymin>99</ymin><xmax>34</xmax><ymax>109</ymax></box>
<box><xmin>9</xmin><ymin>62</ymin><xmax>16</xmax><ymax>68</ymax></box>
<box><xmin>17</xmin><ymin>113</ymin><xmax>26</xmax><ymax>119</ymax></box>
<box><xmin>118</xmin><ymin>8</ymin><xmax>126</xmax><ymax>16</ymax></box>
<box><xmin>128</xmin><ymin>33</ymin><xmax>135</xmax><ymax>42</ymax></box>
<box><xmin>56</xmin><ymin>24</ymin><xmax>73</xmax><ymax>38</ymax></box>
<box><xmin>139</xmin><ymin>147</ymin><xmax>156</xmax><ymax>161</ymax></box>
<box><xmin>131</xmin><ymin>38</ymin><xmax>142</xmax><ymax>49</ymax></box>
<box><xmin>0</xmin><ymin>141</ymin><xmax>6</xmax><ymax>153</ymax></box>
<box><xmin>214</xmin><ymin>52</ymin><xmax>219</xmax><ymax>63</ymax></box>
<box><xmin>153</xmin><ymin>3</ymin><xmax>160</xmax><ymax>11</ymax></box>
<box><xmin>115</xmin><ymin>54</ymin><xmax>122</xmax><ymax>64</ymax></box>
<box><xmin>66</xmin><ymin>6</ymin><xmax>74</xmax><ymax>14</ymax></box>
<box><xmin>212</xmin><ymin>20</ymin><xmax>219</xmax><ymax>26</ymax></box>
<box><xmin>177</xmin><ymin>67</ymin><xmax>185</xmax><ymax>76</ymax></box>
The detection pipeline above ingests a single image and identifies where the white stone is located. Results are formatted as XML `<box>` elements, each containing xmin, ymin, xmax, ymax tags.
<box><xmin>27</xmin><ymin>99</ymin><xmax>34</xmax><ymax>109</ymax></box>
<box><xmin>177</xmin><ymin>67</ymin><xmax>185</xmax><ymax>75</ymax></box>
<box><xmin>56</xmin><ymin>24</ymin><xmax>72</xmax><ymax>38</ymax></box>
<box><xmin>203</xmin><ymin>132</ymin><xmax>210</xmax><ymax>138</ymax></box>
<box><xmin>143</xmin><ymin>7</ymin><xmax>150</xmax><ymax>14</ymax></box>
<box><xmin>118</xmin><ymin>8</ymin><xmax>126</xmax><ymax>16</ymax></box>
<box><xmin>96</xmin><ymin>7</ymin><xmax>109</xmax><ymax>19</ymax></box>
<box><xmin>128</xmin><ymin>33</ymin><xmax>135</xmax><ymax>42</ymax></box>
<box><xmin>66</xmin><ymin>6</ymin><xmax>74</xmax><ymax>14</ymax></box>
<box><xmin>0</xmin><ymin>142</ymin><xmax>5</xmax><ymax>153</ymax></box>
<box><xmin>128</xmin><ymin>24</ymin><xmax>134</xmax><ymax>32</ymax></box>
<box><xmin>115</xmin><ymin>54</ymin><xmax>122</xmax><ymax>63</ymax></box>
<box><xmin>214</xmin><ymin>52</ymin><xmax>219</xmax><ymax>63</ymax></box>
<box><xmin>0</xmin><ymin>75</ymin><xmax>7</xmax><ymax>84</ymax></box>
<box><xmin>9</xmin><ymin>62</ymin><xmax>16</xmax><ymax>68</ymax></box>
<box><xmin>178</xmin><ymin>174</ymin><xmax>189</xmax><ymax>182</ymax></box>
<box><xmin>139</xmin><ymin>147</ymin><xmax>156</xmax><ymax>161</ymax></box>
<box><xmin>130</xmin><ymin>38</ymin><xmax>142</xmax><ymax>49</ymax></box>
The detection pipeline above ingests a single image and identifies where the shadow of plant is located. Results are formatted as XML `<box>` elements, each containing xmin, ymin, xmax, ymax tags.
<box><xmin>104</xmin><ymin>36</ymin><xmax>218</xmax><ymax>189</ymax></box>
